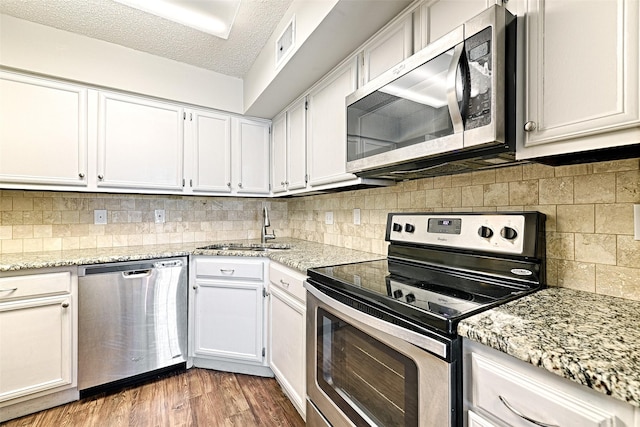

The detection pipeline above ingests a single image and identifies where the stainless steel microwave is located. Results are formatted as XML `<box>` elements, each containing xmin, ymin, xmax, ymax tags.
<box><xmin>346</xmin><ymin>5</ymin><xmax>517</xmax><ymax>180</ymax></box>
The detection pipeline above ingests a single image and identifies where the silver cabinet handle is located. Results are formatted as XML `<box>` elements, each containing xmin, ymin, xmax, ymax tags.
<box><xmin>220</xmin><ymin>269</ymin><xmax>235</xmax><ymax>275</ymax></box>
<box><xmin>238</xmin><ymin>183</ymin><xmax>243</xmax><ymax>189</ymax></box>
<box><xmin>78</xmin><ymin>172</ymin><xmax>85</xmax><ymax>179</ymax></box>
<box><xmin>0</xmin><ymin>287</ymin><xmax>18</xmax><ymax>293</ymax></box>
<box><xmin>499</xmin><ymin>396</ymin><xmax>559</xmax><ymax>427</ymax></box>
<box><xmin>279</xmin><ymin>279</ymin><xmax>290</xmax><ymax>288</ymax></box>
<box><xmin>227</xmin><ymin>182</ymin><xmax>232</xmax><ymax>188</ymax></box>
<box><xmin>193</xmin><ymin>285</ymin><xmax>198</xmax><ymax>290</ymax></box>
<box><xmin>61</xmin><ymin>302</ymin><xmax>69</xmax><ymax>308</ymax></box>
<box><xmin>98</xmin><ymin>174</ymin><xmax>104</xmax><ymax>180</ymax></box>
<box><xmin>524</xmin><ymin>121</ymin><xmax>537</xmax><ymax>132</ymax></box>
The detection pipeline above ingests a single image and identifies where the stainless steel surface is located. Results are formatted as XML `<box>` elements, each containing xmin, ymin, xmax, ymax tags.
<box><xmin>78</xmin><ymin>257</ymin><xmax>187</xmax><ymax>391</ymax></box>
<box><xmin>261</xmin><ymin>206</ymin><xmax>276</xmax><ymax>243</ymax></box>
<box><xmin>306</xmin><ymin>288</ymin><xmax>452</xmax><ymax>427</ymax></box>
<box><xmin>346</xmin><ymin>5</ymin><xmax>517</xmax><ymax>180</ymax></box>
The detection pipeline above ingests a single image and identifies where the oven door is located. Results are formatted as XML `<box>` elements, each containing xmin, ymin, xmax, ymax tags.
<box><xmin>306</xmin><ymin>282</ymin><xmax>457</xmax><ymax>427</ymax></box>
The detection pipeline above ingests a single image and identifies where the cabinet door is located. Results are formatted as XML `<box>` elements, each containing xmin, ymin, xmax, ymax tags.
<box><xmin>97</xmin><ymin>92</ymin><xmax>184</xmax><ymax>191</ymax></box>
<box><xmin>287</xmin><ymin>98</ymin><xmax>308</xmax><ymax>191</ymax></box>
<box><xmin>192</xmin><ymin>280</ymin><xmax>264</xmax><ymax>364</ymax></box>
<box><xmin>188</xmin><ymin>109</ymin><xmax>232</xmax><ymax>193</ymax></box>
<box><xmin>0</xmin><ymin>295</ymin><xmax>73</xmax><ymax>402</ymax></box>
<box><xmin>362</xmin><ymin>15</ymin><xmax>413</xmax><ymax>85</ymax></box>
<box><xmin>307</xmin><ymin>58</ymin><xmax>358</xmax><ymax>186</ymax></box>
<box><xmin>269</xmin><ymin>286</ymin><xmax>306</xmax><ymax>416</ymax></box>
<box><xmin>417</xmin><ymin>0</ymin><xmax>495</xmax><ymax>49</ymax></box>
<box><xmin>0</xmin><ymin>72</ymin><xmax>87</xmax><ymax>187</ymax></box>
<box><xmin>271</xmin><ymin>112</ymin><xmax>288</xmax><ymax>194</ymax></box>
<box><xmin>232</xmin><ymin>117</ymin><xmax>270</xmax><ymax>194</ymax></box>
<box><xmin>519</xmin><ymin>0</ymin><xmax>640</xmax><ymax>158</ymax></box>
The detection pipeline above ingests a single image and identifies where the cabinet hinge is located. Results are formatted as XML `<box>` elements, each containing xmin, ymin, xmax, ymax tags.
<box><xmin>190</xmin><ymin>113</ymin><xmax>193</xmax><ymax>121</ymax></box>
<box><xmin>262</xmin><ymin>348</ymin><xmax>266</xmax><ymax>357</ymax></box>
<box><xmin>263</xmin><ymin>288</ymin><xmax>268</xmax><ymax>298</ymax></box>
<box><xmin>305</xmin><ymin>174</ymin><xmax>309</xmax><ymax>184</ymax></box>
<box><xmin>305</xmin><ymin>100</ymin><xmax>308</xmax><ymax>110</ymax></box>
<box><xmin>183</xmin><ymin>112</ymin><xmax>186</xmax><ymax>120</ymax></box>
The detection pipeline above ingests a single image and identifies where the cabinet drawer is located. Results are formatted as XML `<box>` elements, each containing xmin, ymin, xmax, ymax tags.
<box><xmin>0</xmin><ymin>272</ymin><xmax>71</xmax><ymax>301</ymax></box>
<box><xmin>195</xmin><ymin>258</ymin><xmax>264</xmax><ymax>281</ymax></box>
<box><xmin>269</xmin><ymin>262</ymin><xmax>306</xmax><ymax>301</ymax></box>
<box><xmin>471</xmin><ymin>352</ymin><xmax>617</xmax><ymax>427</ymax></box>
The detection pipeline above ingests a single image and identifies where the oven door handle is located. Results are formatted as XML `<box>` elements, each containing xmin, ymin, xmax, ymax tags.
<box><xmin>306</xmin><ymin>282</ymin><xmax>448</xmax><ymax>359</ymax></box>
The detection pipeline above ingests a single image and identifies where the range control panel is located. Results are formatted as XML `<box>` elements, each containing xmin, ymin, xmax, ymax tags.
<box><xmin>387</xmin><ymin>213</ymin><xmax>529</xmax><ymax>255</ymax></box>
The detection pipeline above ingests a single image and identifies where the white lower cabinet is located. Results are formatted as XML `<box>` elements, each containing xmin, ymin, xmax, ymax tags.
<box><xmin>189</xmin><ymin>256</ymin><xmax>271</xmax><ymax>377</ymax></box>
<box><xmin>0</xmin><ymin>268</ymin><xmax>78</xmax><ymax>423</ymax></box>
<box><xmin>463</xmin><ymin>338</ymin><xmax>639</xmax><ymax>427</ymax></box>
<box><xmin>268</xmin><ymin>262</ymin><xmax>307</xmax><ymax>419</ymax></box>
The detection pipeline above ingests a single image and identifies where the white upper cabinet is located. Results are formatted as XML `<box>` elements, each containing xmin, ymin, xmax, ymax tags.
<box><xmin>416</xmin><ymin>0</ymin><xmax>496</xmax><ymax>49</ymax></box>
<box><xmin>306</xmin><ymin>57</ymin><xmax>359</xmax><ymax>187</ymax></box>
<box><xmin>97</xmin><ymin>92</ymin><xmax>184</xmax><ymax>191</ymax></box>
<box><xmin>361</xmin><ymin>14</ymin><xmax>414</xmax><ymax>85</ymax></box>
<box><xmin>272</xmin><ymin>98</ymin><xmax>307</xmax><ymax>195</ymax></box>
<box><xmin>0</xmin><ymin>71</ymin><xmax>88</xmax><ymax>187</ymax></box>
<box><xmin>231</xmin><ymin>117</ymin><xmax>271</xmax><ymax>195</ymax></box>
<box><xmin>517</xmin><ymin>0</ymin><xmax>640</xmax><ymax>160</ymax></box>
<box><xmin>185</xmin><ymin>109</ymin><xmax>232</xmax><ymax>193</ymax></box>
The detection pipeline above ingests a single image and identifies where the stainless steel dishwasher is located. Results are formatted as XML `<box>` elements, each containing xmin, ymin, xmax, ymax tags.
<box><xmin>78</xmin><ymin>257</ymin><xmax>187</xmax><ymax>395</ymax></box>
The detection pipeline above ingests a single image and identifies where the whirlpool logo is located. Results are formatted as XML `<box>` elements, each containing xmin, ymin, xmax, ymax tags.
<box><xmin>437</xmin><ymin>237</ymin><xmax>448</xmax><ymax>242</ymax></box>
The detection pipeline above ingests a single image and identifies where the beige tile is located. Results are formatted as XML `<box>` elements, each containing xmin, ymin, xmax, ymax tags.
<box><xmin>61</xmin><ymin>211</ymin><xmax>80</xmax><ymax>224</ymax></box>
<box><xmin>557</xmin><ymin>260</ymin><xmax>595</xmax><ymax>292</ymax></box>
<box><xmin>523</xmin><ymin>163</ymin><xmax>555</xmax><ymax>180</ymax></box>
<box><xmin>616</xmin><ymin>170</ymin><xmax>640</xmax><ymax>203</ymax></box>
<box><xmin>2</xmin><ymin>211</ymin><xmax>24</xmax><ymax>225</ymax></box>
<box><xmin>574</xmin><ymin>173</ymin><xmax>616</xmax><ymax>203</ymax></box>
<box><xmin>539</xmin><ymin>177</ymin><xmax>573</xmax><ymax>205</ymax></box>
<box><xmin>524</xmin><ymin>205</ymin><xmax>556</xmax><ymax>231</ymax></box>
<box><xmin>433</xmin><ymin>175</ymin><xmax>452</xmax><ymax>189</ymax></box>
<box><xmin>397</xmin><ymin>191</ymin><xmax>411</xmax><ymax>208</ymax></box>
<box><xmin>483</xmin><ymin>183</ymin><xmax>509</xmax><ymax>207</ymax></box>
<box><xmin>12</xmin><ymin>225</ymin><xmax>33</xmax><ymax>239</ymax></box>
<box><xmin>556</xmin><ymin>205</ymin><xmax>594</xmax><ymax>233</ymax></box>
<box><xmin>617</xmin><ymin>235</ymin><xmax>640</xmax><ymax>268</ymax></box>
<box><xmin>461</xmin><ymin>185</ymin><xmax>484</xmax><ymax>207</ymax></box>
<box><xmin>142</xmin><ymin>234</ymin><xmax>158</xmax><ymax>246</ymax></box>
<box><xmin>451</xmin><ymin>173</ymin><xmax>472</xmax><ymax>187</ymax></box>
<box><xmin>33</xmin><ymin>198</ymin><xmax>53</xmax><ymax>211</ymax></box>
<box><xmin>79</xmin><ymin>235</ymin><xmax>97</xmax><ymax>249</ymax></box>
<box><xmin>595</xmin><ymin>204</ymin><xmax>634</xmax><ymax>234</ymax></box>
<box><xmin>554</xmin><ymin>164</ymin><xmax>591</xmax><ymax>177</ymax></box>
<box><xmin>442</xmin><ymin>187</ymin><xmax>462</xmax><ymax>208</ymax></box>
<box><xmin>1</xmin><ymin>239</ymin><xmax>23</xmax><ymax>253</ymax></box>
<box><xmin>546</xmin><ymin>232</ymin><xmax>574</xmax><ymax>260</ymax></box>
<box><xmin>96</xmin><ymin>235</ymin><xmax>114</xmax><ymax>248</ymax></box>
<box><xmin>127</xmin><ymin>234</ymin><xmax>144</xmax><ymax>246</ymax></box>
<box><xmin>545</xmin><ymin>258</ymin><xmax>559</xmax><ymax>286</ymax></box>
<box><xmin>23</xmin><ymin>238</ymin><xmax>43</xmax><ymax>253</ymax></box>
<box><xmin>496</xmin><ymin>164</ymin><xmax>523</xmax><ymax>183</ymax></box>
<box><xmin>592</xmin><ymin>158</ymin><xmax>639</xmax><ymax>173</ymax></box>
<box><xmin>42</xmin><ymin>238</ymin><xmax>63</xmax><ymax>251</ymax></box>
<box><xmin>43</xmin><ymin>211</ymin><xmax>62</xmax><ymax>224</ymax></box>
<box><xmin>0</xmin><ymin>226</ymin><xmax>12</xmax><ymax>240</ymax></box>
<box><xmin>509</xmin><ymin>180</ymin><xmax>538</xmax><ymax>205</ymax></box>
<box><xmin>62</xmin><ymin>237</ymin><xmax>80</xmax><ymax>250</ymax></box>
<box><xmin>574</xmin><ymin>233</ymin><xmax>616</xmax><ymax>265</ymax></box>
<box><xmin>12</xmin><ymin>197</ymin><xmax>34</xmax><ymax>211</ymax></box>
<box><xmin>52</xmin><ymin>224</ymin><xmax>72</xmax><ymax>237</ymax></box>
<box><xmin>0</xmin><ymin>197</ymin><xmax>13</xmax><ymax>211</ymax></box>
<box><xmin>471</xmin><ymin>170</ymin><xmax>496</xmax><ymax>185</ymax></box>
<box><xmin>596</xmin><ymin>264</ymin><xmax>640</xmax><ymax>300</ymax></box>
<box><xmin>424</xmin><ymin>189</ymin><xmax>442</xmax><ymax>207</ymax></box>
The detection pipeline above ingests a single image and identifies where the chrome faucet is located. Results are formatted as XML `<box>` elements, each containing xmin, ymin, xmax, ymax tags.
<box><xmin>261</xmin><ymin>206</ymin><xmax>276</xmax><ymax>243</ymax></box>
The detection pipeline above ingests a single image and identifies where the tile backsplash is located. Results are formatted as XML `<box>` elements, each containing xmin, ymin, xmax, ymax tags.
<box><xmin>289</xmin><ymin>158</ymin><xmax>640</xmax><ymax>301</ymax></box>
<box><xmin>0</xmin><ymin>192</ymin><xmax>288</xmax><ymax>252</ymax></box>
<box><xmin>1</xmin><ymin>158</ymin><xmax>638</xmax><ymax>301</ymax></box>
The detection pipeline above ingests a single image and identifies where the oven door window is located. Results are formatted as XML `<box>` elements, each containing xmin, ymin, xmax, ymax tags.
<box><xmin>317</xmin><ymin>308</ymin><xmax>418</xmax><ymax>427</ymax></box>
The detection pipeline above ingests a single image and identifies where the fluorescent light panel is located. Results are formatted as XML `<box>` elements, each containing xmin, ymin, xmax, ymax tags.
<box><xmin>113</xmin><ymin>0</ymin><xmax>241</xmax><ymax>39</ymax></box>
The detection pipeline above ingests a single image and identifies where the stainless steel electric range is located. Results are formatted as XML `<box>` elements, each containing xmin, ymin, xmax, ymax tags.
<box><xmin>305</xmin><ymin>212</ymin><xmax>546</xmax><ymax>427</ymax></box>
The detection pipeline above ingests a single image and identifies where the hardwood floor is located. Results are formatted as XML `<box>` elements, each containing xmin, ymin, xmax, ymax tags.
<box><xmin>2</xmin><ymin>369</ymin><xmax>305</xmax><ymax>427</ymax></box>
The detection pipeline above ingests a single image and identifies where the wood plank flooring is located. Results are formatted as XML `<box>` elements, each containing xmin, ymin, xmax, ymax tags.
<box><xmin>2</xmin><ymin>369</ymin><xmax>305</xmax><ymax>427</ymax></box>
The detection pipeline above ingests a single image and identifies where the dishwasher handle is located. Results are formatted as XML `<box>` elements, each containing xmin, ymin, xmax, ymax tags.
<box><xmin>122</xmin><ymin>269</ymin><xmax>152</xmax><ymax>278</ymax></box>
<box><xmin>78</xmin><ymin>258</ymin><xmax>184</xmax><ymax>276</ymax></box>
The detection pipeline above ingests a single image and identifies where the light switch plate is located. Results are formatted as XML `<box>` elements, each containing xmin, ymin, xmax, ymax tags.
<box><xmin>155</xmin><ymin>209</ymin><xmax>165</xmax><ymax>224</ymax></box>
<box><xmin>325</xmin><ymin>211</ymin><xmax>334</xmax><ymax>225</ymax></box>
<box><xmin>353</xmin><ymin>208</ymin><xmax>361</xmax><ymax>225</ymax></box>
<box><xmin>94</xmin><ymin>210</ymin><xmax>107</xmax><ymax>225</ymax></box>
<box><xmin>634</xmin><ymin>204</ymin><xmax>640</xmax><ymax>240</ymax></box>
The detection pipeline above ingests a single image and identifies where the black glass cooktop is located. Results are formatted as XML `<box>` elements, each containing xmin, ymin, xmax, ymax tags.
<box><xmin>307</xmin><ymin>259</ymin><xmax>535</xmax><ymax>335</ymax></box>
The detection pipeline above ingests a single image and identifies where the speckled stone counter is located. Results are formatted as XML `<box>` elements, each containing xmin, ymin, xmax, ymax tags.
<box><xmin>0</xmin><ymin>238</ymin><xmax>384</xmax><ymax>274</ymax></box>
<box><xmin>458</xmin><ymin>287</ymin><xmax>640</xmax><ymax>408</ymax></box>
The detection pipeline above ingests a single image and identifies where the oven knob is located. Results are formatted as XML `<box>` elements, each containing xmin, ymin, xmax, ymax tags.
<box><xmin>392</xmin><ymin>223</ymin><xmax>403</xmax><ymax>232</ymax></box>
<box><xmin>478</xmin><ymin>226</ymin><xmax>493</xmax><ymax>238</ymax></box>
<box><xmin>405</xmin><ymin>223</ymin><xmax>415</xmax><ymax>233</ymax></box>
<box><xmin>405</xmin><ymin>293</ymin><xmax>416</xmax><ymax>303</ymax></box>
<box><xmin>393</xmin><ymin>289</ymin><xmax>403</xmax><ymax>299</ymax></box>
<box><xmin>501</xmin><ymin>226</ymin><xmax>518</xmax><ymax>240</ymax></box>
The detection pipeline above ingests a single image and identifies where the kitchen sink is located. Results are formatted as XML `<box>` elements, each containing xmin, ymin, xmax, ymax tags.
<box><xmin>197</xmin><ymin>243</ymin><xmax>292</xmax><ymax>251</ymax></box>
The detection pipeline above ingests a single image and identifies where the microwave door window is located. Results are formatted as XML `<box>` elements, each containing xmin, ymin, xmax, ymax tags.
<box><xmin>347</xmin><ymin>47</ymin><xmax>457</xmax><ymax>163</ymax></box>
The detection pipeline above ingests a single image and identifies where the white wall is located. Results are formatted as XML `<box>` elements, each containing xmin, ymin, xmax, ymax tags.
<box><xmin>0</xmin><ymin>14</ymin><xmax>244</xmax><ymax>113</ymax></box>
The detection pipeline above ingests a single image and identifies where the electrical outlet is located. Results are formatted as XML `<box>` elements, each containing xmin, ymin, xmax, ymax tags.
<box><xmin>353</xmin><ymin>208</ymin><xmax>361</xmax><ymax>225</ymax></box>
<box><xmin>325</xmin><ymin>211</ymin><xmax>334</xmax><ymax>225</ymax></box>
<box><xmin>155</xmin><ymin>209</ymin><xmax>165</xmax><ymax>224</ymax></box>
<box><xmin>94</xmin><ymin>210</ymin><xmax>107</xmax><ymax>225</ymax></box>
<box><xmin>634</xmin><ymin>204</ymin><xmax>640</xmax><ymax>240</ymax></box>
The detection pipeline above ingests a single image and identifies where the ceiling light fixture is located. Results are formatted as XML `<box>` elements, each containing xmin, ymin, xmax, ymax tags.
<box><xmin>113</xmin><ymin>0</ymin><xmax>241</xmax><ymax>39</ymax></box>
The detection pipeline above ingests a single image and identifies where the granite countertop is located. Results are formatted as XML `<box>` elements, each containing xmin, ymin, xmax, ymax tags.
<box><xmin>458</xmin><ymin>287</ymin><xmax>640</xmax><ymax>408</ymax></box>
<box><xmin>0</xmin><ymin>238</ymin><xmax>385</xmax><ymax>274</ymax></box>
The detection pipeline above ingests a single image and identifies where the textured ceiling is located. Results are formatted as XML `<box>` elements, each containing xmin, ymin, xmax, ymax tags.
<box><xmin>0</xmin><ymin>0</ymin><xmax>294</xmax><ymax>78</ymax></box>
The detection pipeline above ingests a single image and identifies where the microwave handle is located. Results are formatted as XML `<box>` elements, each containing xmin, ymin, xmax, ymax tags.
<box><xmin>446</xmin><ymin>42</ymin><xmax>466</xmax><ymax>134</ymax></box>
